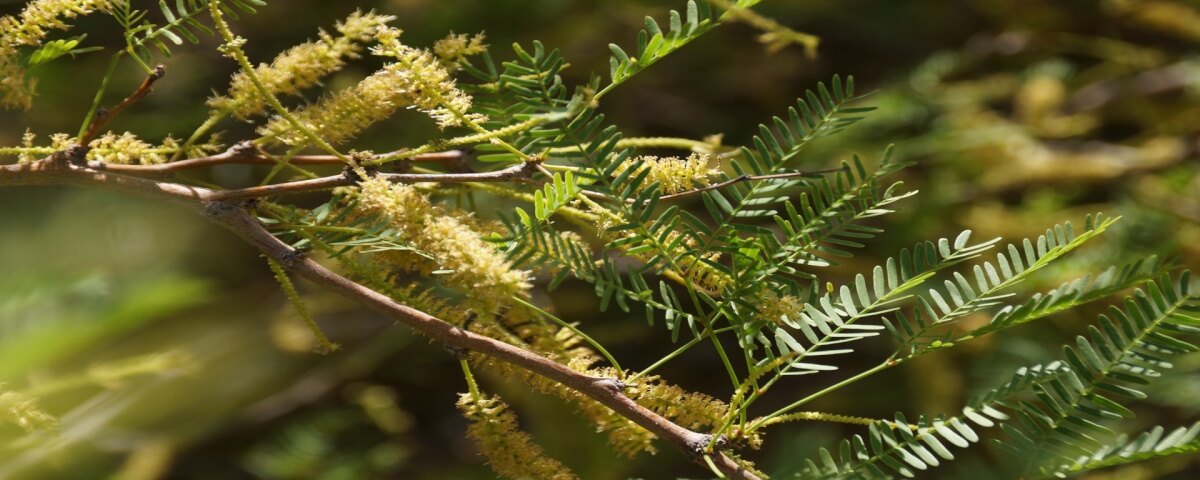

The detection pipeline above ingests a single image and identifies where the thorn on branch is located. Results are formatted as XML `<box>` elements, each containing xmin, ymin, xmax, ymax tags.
<box><xmin>443</xmin><ymin>343</ymin><xmax>470</xmax><ymax>360</ymax></box>
<box><xmin>342</xmin><ymin>164</ymin><xmax>379</xmax><ymax>183</ymax></box>
<box><xmin>594</xmin><ymin>377</ymin><xmax>629</xmax><ymax>394</ymax></box>
<box><xmin>684</xmin><ymin>434</ymin><xmax>721</xmax><ymax>461</ymax></box>
<box><xmin>202</xmin><ymin>200</ymin><xmax>238</xmax><ymax>221</ymax></box>
<box><xmin>278</xmin><ymin>248</ymin><xmax>306</xmax><ymax>269</ymax></box>
<box><xmin>48</xmin><ymin>144</ymin><xmax>91</xmax><ymax>167</ymax></box>
<box><xmin>228</xmin><ymin>140</ymin><xmax>259</xmax><ymax>159</ymax></box>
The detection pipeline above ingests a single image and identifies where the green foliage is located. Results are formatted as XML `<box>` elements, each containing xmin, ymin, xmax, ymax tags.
<box><xmin>1</xmin><ymin>0</ymin><xmax>1197</xmax><ymax>479</ymax></box>
<box><xmin>24</xmin><ymin>34</ymin><xmax>100</xmax><ymax>67</ymax></box>
<box><xmin>796</xmin><ymin>272</ymin><xmax>1200</xmax><ymax>478</ymax></box>
<box><xmin>111</xmin><ymin>0</ymin><xmax>264</xmax><ymax>72</ymax></box>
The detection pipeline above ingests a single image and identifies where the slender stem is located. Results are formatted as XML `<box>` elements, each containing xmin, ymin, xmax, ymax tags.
<box><xmin>77</xmin><ymin>54</ymin><xmax>122</xmax><ymax>141</ymax></box>
<box><xmin>206</xmin><ymin>162</ymin><xmax>535</xmax><ymax>201</ymax></box>
<box><xmin>260</xmin><ymin>145</ymin><xmax>315</xmax><ymax>184</ymax></box>
<box><xmin>170</xmin><ymin>112</ymin><xmax>226</xmax><ymax>162</ymax></box>
<box><xmin>461</xmin><ymin>359</ymin><xmax>480</xmax><ymax>398</ymax></box>
<box><xmin>81</xmin><ymin>64</ymin><xmax>167</xmax><ymax>145</ymax></box>
<box><xmin>627</xmin><ymin>327</ymin><xmax>736</xmax><ymax>383</ymax></box>
<box><xmin>511</xmin><ymin>297</ymin><xmax>624</xmax><ymax>378</ymax></box>
<box><xmin>708</xmin><ymin>328</ymin><xmax>742</xmax><ymax>392</ymax></box>
<box><xmin>747</xmin><ymin>362</ymin><xmax>890</xmax><ymax>433</ymax></box>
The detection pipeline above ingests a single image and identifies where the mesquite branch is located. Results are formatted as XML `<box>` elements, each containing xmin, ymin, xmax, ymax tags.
<box><xmin>100</xmin><ymin>142</ymin><xmax>467</xmax><ymax>174</ymax></box>
<box><xmin>0</xmin><ymin>153</ymin><xmax>760</xmax><ymax>480</ymax></box>
<box><xmin>81</xmin><ymin>65</ymin><xmax>166</xmax><ymax>144</ymax></box>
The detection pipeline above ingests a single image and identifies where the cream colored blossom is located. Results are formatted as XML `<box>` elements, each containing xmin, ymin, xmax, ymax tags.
<box><xmin>372</xmin><ymin>28</ymin><xmax>487</xmax><ymax>129</ymax></box>
<box><xmin>86</xmin><ymin>132</ymin><xmax>165</xmax><ymax>165</ymax></box>
<box><xmin>258</xmin><ymin>65</ymin><xmax>414</xmax><ymax>145</ymax></box>
<box><xmin>754</xmin><ymin>293</ymin><xmax>805</xmax><ymax>326</ymax></box>
<box><xmin>433</xmin><ymin>31</ymin><xmax>487</xmax><ymax>66</ymax></box>
<box><xmin>261</xmin><ymin>27</ymin><xmax>487</xmax><ymax>144</ymax></box>
<box><xmin>0</xmin><ymin>389</ymin><xmax>57</xmax><ymax>432</ymax></box>
<box><xmin>0</xmin><ymin>0</ymin><xmax>112</xmax><ymax>48</ymax></box>
<box><xmin>353</xmin><ymin>176</ymin><xmax>531</xmax><ymax>308</ymax></box>
<box><xmin>209</xmin><ymin>10</ymin><xmax>395</xmax><ymax>119</ymax></box>
<box><xmin>613</xmin><ymin>153</ymin><xmax>719</xmax><ymax>194</ymax></box>
<box><xmin>0</xmin><ymin>56</ymin><xmax>34</xmax><ymax>110</ymax></box>
<box><xmin>457</xmin><ymin>393</ymin><xmax>577</xmax><ymax>480</ymax></box>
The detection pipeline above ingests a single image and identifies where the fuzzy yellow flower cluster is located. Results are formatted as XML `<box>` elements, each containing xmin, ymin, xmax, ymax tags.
<box><xmin>0</xmin><ymin>0</ymin><xmax>113</xmax><ymax>110</ymax></box>
<box><xmin>433</xmin><ymin>32</ymin><xmax>488</xmax><ymax>66</ymax></box>
<box><xmin>85</xmin><ymin>132</ymin><xmax>169</xmax><ymax>165</ymax></box>
<box><xmin>467</xmin><ymin>344</ymin><xmax>657</xmax><ymax>457</ymax></box>
<box><xmin>259</xmin><ymin>27</ymin><xmax>487</xmax><ymax>144</ymax></box>
<box><xmin>613</xmin><ymin>153</ymin><xmax>719</xmax><ymax>195</ymax></box>
<box><xmin>457</xmin><ymin>393</ymin><xmax>577</xmax><ymax>480</ymax></box>
<box><xmin>371</xmin><ymin>28</ymin><xmax>488</xmax><ymax>129</ymax></box>
<box><xmin>593</xmin><ymin>367</ymin><xmax>731</xmax><ymax>434</ymax></box>
<box><xmin>754</xmin><ymin>293</ymin><xmax>805</xmax><ymax>326</ymax></box>
<box><xmin>209</xmin><ymin>10</ymin><xmax>394</xmax><ymax>120</ymax></box>
<box><xmin>259</xmin><ymin>64</ymin><xmax>412</xmax><ymax>145</ymax></box>
<box><xmin>15</xmin><ymin>130</ymin><xmax>72</xmax><ymax>163</ymax></box>
<box><xmin>352</xmin><ymin>176</ymin><xmax>531</xmax><ymax>309</ymax></box>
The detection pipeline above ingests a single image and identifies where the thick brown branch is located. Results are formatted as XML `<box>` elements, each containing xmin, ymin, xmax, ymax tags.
<box><xmin>81</xmin><ymin>65</ymin><xmax>166</xmax><ymax>144</ymax></box>
<box><xmin>0</xmin><ymin>158</ymin><xmax>760</xmax><ymax>480</ymax></box>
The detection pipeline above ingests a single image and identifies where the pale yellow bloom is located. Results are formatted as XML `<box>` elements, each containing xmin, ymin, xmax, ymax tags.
<box><xmin>613</xmin><ymin>153</ymin><xmax>719</xmax><ymax>195</ymax></box>
<box><xmin>457</xmin><ymin>393</ymin><xmax>577</xmax><ymax>480</ymax></box>
<box><xmin>86</xmin><ymin>132</ymin><xmax>166</xmax><ymax>164</ymax></box>
<box><xmin>209</xmin><ymin>10</ymin><xmax>395</xmax><ymax>119</ymax></box>
<box><xmin>352</xmin><ymin>176</ymin><xmax>531</xmax><ymax>309</ymax></box>
<box><xmin>372</xmin><ymin>28</ymin><xmax>487</xmax><ymax>129</ymax></box>
<box><xmin>433</xmin><ymin>31</ymin><xmax>488</xmax><ymax>66</ymax></box>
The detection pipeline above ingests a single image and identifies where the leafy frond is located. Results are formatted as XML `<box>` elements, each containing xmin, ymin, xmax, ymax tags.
<box><xmin>113</xmin><ymin>0</ymin><xmax>263</xmax><ymax>72</ymax></box>
<box><xmin>886</xmin><ymin>214</ymin><xmax>1124</xmax><ymax>354</ymax></box>
<box><xmin>24</xmin><ymin>34</ymin><xmax>100</xmax><ymax>67</ymax></box>
<box><xmin>967</xmin><ymin>254</ymin><xmax>1175</xmax><ymax>339</ymax></box>
<box><xmin>603</xmin><ymin>0</ymin><xmax>717</xmax><ymax>96</ymax></box>
<box><xmin>763</xmin><ymin>231</ymin><xmax>1001</xmax><ymax>376</ymax></box>
<box><xmin>795</xmin><ymin>363</ymin><xmax>1072</xmax><ymax>479</ymax></box>
<box><xmin>991</xmin><ymin>273</ymin><xmax>1199</xmax><ymax>477</ymax></box>
<box><xmin>532</xmin><ymin>171</ymin><xmax>582</xmax><ymax>222</ymax></box>
<box><xmin>1047</xmin><ymin>421</ymin><xmax>1200</xmax><ymax>478</ymax></box>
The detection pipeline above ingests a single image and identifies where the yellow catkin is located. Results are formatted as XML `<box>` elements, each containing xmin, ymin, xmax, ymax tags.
<box><xmin>754</xmin><ymin>293</ymin><xmax>806</xmax><ymax>326</ymax></box>
<box><xmin>612</xmin><ymin>153</ymin><xmax>719</xmax><ymax>195</ymax></box>
<box><xmin>209</xmin><ymin>10</ymin><xmax>394</xmax><ymax>119</ymax></box>
<box><xmin>352</xmin><ymin>176</ymin><xmax>531</xmax><ymax>311</ymax></box>
<box><xmin>371</xmin><ymin>27</ymin><xmax>487</xmax><ymax>129</ymax></box>
<box><xmin>457</xmin><ymin>393</ymin><xmax>577</xmax><ymax>480</ymax></box>
<box><xmin>85</xmin><ymin>132</ymin><xmax>163</xmax><ymax>164</ymax></box>
<box><xmin>433</xmin><ymin>31</ymin><xmax>487</xmax><ymax>66</ymax></box>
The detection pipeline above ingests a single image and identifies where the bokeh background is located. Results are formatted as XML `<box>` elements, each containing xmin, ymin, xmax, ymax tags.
<box><xmin>1</xmin><ymin>0</ymin><xmax>1198</xmax><ymax>478</ymax></box>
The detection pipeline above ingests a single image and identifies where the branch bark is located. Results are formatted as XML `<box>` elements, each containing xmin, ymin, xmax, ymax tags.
<box><xmin>100</xmin><ymin>142</ymin><xmax>467</xmax><ymax>174</ymax></box>
<box><xmin>0</xmin><ymin>155</ymin><xmax>760</xmax><ymax>480</ymax></box>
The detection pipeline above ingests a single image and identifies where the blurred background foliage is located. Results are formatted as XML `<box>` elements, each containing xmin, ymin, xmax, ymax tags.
<box><xmin>0</xmin><ymin>0</ymin><xmax>1198</xmax><ymax>478</ymax></box>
